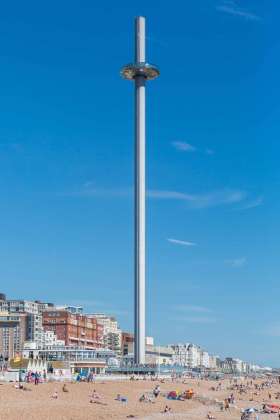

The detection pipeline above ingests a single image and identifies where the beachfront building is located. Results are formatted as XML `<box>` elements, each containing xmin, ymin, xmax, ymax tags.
<box><xmin>200</xmin><ymin>350</ymin><xmax>210</xmax><ymax>368</ymax></box>
<box><xmin>121</xmin><ymin>332</ymin><xmax>134</xmax><ymax>356</ymax></box>
<box><xmin>145</xmin><ymin>345</ymin><xmax>174</xmax><ymax>366</ymax></box>
<box><xmin>27</xmin><ymin>313</ymin><xmax>45</xmax><ymax>347</ymax></box>
<box><xmin>90</xmin><ymin>314</ymin><xmax>122</xmax><ymax>354</ymax></box>
<box><xmin>249</xmin><ymin>363</ymin><xmax>263</xmax><ymax>372</ymax></box>
<box><xmin>39</xmin><ymin>346</ymin><xmax>114</xmax><ymax>375</ymax></box>
<box><xmin>186</xmin><ymin>344</ymin><xmax>201</xmax><ymax>368</ymax></box>
<box><xmin>0</xmin><ymin>294</ymin><xmax>56</xmax><ymax>352</ymax></box>
<box><xmin>0</xmin><ymin>312</ymin><xmax>27</xmax><ymax>359</ymax></box>
<box><xmin>209</xmin><ymin>355</ymin><xmax>220</xmax><ymax>369</ymax></box>
<box><xmin>22</xmin><ymin>333</ymin><xmax>64</xmax><ymax>359</ymax></box>
<box><xmin>0</xmin><ymin>298</ymin><xmax>39</xmax><ymax>315</ymax></box>
<box><xmin>169</xmin><ymin>343</ymin><xmax>190</xmax><ymax>366</ymax></box>
<box><xmin>169</xmin><ymin>343</ymin><xmax>212</xmax><ymax>369</ymax></box>
<box><xmin>222</xmin><ymin>357</ymin><xmax>244</xmax><ymax>373</ymax></box>
<box><xmin>42</xmin><ymin>309</ymin><xmax>103</xmax><ymax>349</ymax></box>
<box><xmin>121</xmin><ymin>333</ymin><xmax>156</xmax><ymax>360</ymax></box>
<box><xmin>0</xmin><ymin>295</ymin><xmax>53</xmax><ymax>315</ymax></box>
<box><xmin>42</xmin><ymin>330</ymin><xmax>65</xmax><ymax>347</ymax></box>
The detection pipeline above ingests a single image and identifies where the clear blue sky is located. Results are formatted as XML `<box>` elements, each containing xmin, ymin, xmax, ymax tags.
<box><xmin>0</xmin><ymin>0</ymin><xmax>278</xmax><ymax>366</ymax></box>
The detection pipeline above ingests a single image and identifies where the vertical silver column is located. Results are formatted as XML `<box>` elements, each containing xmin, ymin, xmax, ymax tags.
<box><xmin>134</xmin><ymin>16</ymin><xmax>146</xmax><ymax>365</ymax></box>
<box><xmin>121</xmin><ymin>16</ymin><xmax>159</xmax><ymax>365</ymax></box>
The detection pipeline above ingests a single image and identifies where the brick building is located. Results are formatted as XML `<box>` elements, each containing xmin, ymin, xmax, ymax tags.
<box><xmin>43</xmin><ymin>310</ymin><xmax>103</xmax><ymax>348</ymax></box>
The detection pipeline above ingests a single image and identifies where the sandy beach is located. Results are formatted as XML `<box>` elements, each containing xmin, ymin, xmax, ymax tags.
<box><xmin>0</xmin><ymin>378</ymin><xmax>278</xmax><ymax>420</ymax></box>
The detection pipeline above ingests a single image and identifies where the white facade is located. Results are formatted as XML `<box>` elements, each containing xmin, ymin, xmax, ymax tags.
<box><xmin>90</xmin><ymin>314</ymin><xmax>122</xmax><ymax>353</ymax></box>
<box><xmin>169</xmin><ymin>343</ymin><xmax>190</xmax><ymax>366</ymax></box>
<box><xmin>0</xmin><ymin>300</ymin><xmax>44</xmax><ymax>348</ymax></box>
<box><xmin>233</xmin><ymin>358</ymin><xmax>243</xmax><ymax>372</ymax></box>
<box><xmin>42</xmin><ymin>330</ymin><xmax>65</xmax><ymax>347</ymax></box>
<box><xmin>145</xmin><ymin>345</ymin><xmax>174</xmax><ymax>365</ymax></box>
<box><xmin>0</xmin><ymin>300</ymin><xmax>40</xmax><ymax>315</ymax></box>
<box><xmin>169</xmin><ymin>344</ymin><xmax>212</xmax><ymax>368</ymax></box>
<box><xmin>24</xmin><ymin>330</ymin><xmax>64</xmax><ymax>352</ymax></box>
<box><xmin>209</xmin><ymin>355</ymin><xmax>219</xmax><ymax>369</ymax></box>
<box><xmin>187</xmin><ymin>344</ymin><xmax>201</xmax><ymax>368</ymax></box>
<box><xmin>0</xmin><ymin>298</ymin><xmax>58</xmax><ymax>350</ymax></box>
<box><xmin>27</xmin><ymin>313</ymin><xmax>44</xmax><ymax>345</ymax></box>
<box><xmin>169</xmin><ymin>343</ymin><xmax>202</xmax><ymax>368</ymax></box>
<box><xmin>145</xmin><ymin>336</ymin><xmax>154</xmax><ymax>346</ymax></box>
<box><xmin>200</xmin><ymin>351</ymin><xmax>210</xmax><ymax>368</ymax></box>
<box><xmin>222</xmin><ymin>357</ymin><xmax>244</xmax><ymax>373</ymax></box>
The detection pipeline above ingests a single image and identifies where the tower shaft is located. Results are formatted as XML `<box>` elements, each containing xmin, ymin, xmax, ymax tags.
<box><xmin>121</xmin><ymin>16</ymin><xmax>159</xmax><ymax>366</ymax></box>
<box><xmin>134</xmin><ymin>16</ymin><xmax>146</xmax><ymax>364</ymax></box>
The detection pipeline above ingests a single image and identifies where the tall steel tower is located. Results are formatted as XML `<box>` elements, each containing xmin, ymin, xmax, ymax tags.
<box><xmin>121</xmin><ymin>17</ymin><xmax>160</xmax><ymax>364</ymax></box>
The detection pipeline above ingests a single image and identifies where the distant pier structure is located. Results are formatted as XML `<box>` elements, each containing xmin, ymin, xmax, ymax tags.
<box><xmin>121</xmin><ymin>17</ymin><xmax>160</xmax><ymax>364</ymax></box>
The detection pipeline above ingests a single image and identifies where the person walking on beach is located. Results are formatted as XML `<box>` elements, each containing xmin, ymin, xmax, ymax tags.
<box><xmin>224</xmin><ymin>399</ymin><xmax>230</xmax><ymax>411</ymax></box>
<box><xmin>34</xmin><ymin>372</ymin><xmax>39</xmax><ymax>385</ymax></box>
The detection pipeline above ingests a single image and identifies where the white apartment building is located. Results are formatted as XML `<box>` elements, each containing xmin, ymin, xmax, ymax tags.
<box><xmin>22</xmin><ymin>331</ymin><xmax>64</xmax><ymax>359</ymax></box>
<box><xmin>200</xmin><ymin>351</ymin><xmax>210</xmax><ymax>368</ymax></box>
<box><xmin>42</xmin><ymin>330</ymin><xmax>65</xmax><ymax>348</ymax></box>
<box><xmin>0</xmin><ymin>296</ymin><xmax>54</xmax><ymax>350</ymax></box>
<box><xmin>209</xmin><ymin>355</ymin><xmax>220</xmax><ymax>369</ymax></box>
<box><xmin>233</xmin><ymin>358</ymin><xmax>243</xmax><ymax>373</ymax></box>
<box><xmin>0</xmin><ymin>299</ymin><xmax>40</xmax><ymax>315</ymax></box>
<box><xmin>169</xmin><ymin>343</ymin><xmax>212</xmax><ymax>368</ymax></box>
<box><xmin>187</xmin><ymin>344</ymin><xmax>201</xmax><ymax>368</ymax></box>
<box><xmin>169</xmin><ymin>343</ymin><xmax>190</xmax><ymax>366</ymax></box>
<box><xmin>169</xmin><ymin>343</ymin><xmax>203</xmax><ymax>368</ymax></box>
<box><xmin>222</xmin><ymin>357</ymin><xmax>244</xmax><ymax>373</ymax></box>
<box><xmin>90</xmin><ymin>314</ymin><xmax>122</xmax><ymax>353</ymax></box>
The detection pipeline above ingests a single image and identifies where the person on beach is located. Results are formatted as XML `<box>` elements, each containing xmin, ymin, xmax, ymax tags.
<box><xmin>163</xmin><ymin>405</ymin><xmax>172</xmax><ymax>413</ymax></box>
<box><xmin>62</xmin><ymin>384</ymin><xmax>68</xmax><ymax>392</ymax></box>
<box><xmin>229</xmin><ymin>393</ymin><xmax>235</xmax><ymax>404</ymax></box>
<box><xmin>90</xmin><ymin>389</ymin><xmax>100</xmax><ymax>400</ymax></box>
<box><xmin>34</xmin><ymin>372</ymin><xmax>39</xmax><ymax>385</ymax></box>
<box><xmin>224</xmin><ymin>399</ymin><xmax>230</xmax><ymax>411</ymax></box>
<box><xmin>116</xmin><ymin>394</ymin><xmax>128</xmax><ymax>403</ymax></box>
<box><xmin>207</xmin><ymin>412</ymin><xmax>216</xmax><ymax>419</ymax></box>
<box><xmin>139</xmin><ymin>394</ymin><xmax>146</xmax><ymax>402</ymax></box>
<box><xmin>153</xmin><ymin>385</ymin><xmax>160</xmax><ymax>398</ymax></box>
<box><xmin>87</xmin><ymin>371</ymin><xmax>93</xmax><ymax>382</ymax></box>
<box><xmin>139</xmin><ymin>393</ymin><xmax>153</xmax><ymax>403</ymax></box>
<box><xmin>51</xmin><ymin>391</ymin><xmax>58</xmax><ymax>399</ymax></box>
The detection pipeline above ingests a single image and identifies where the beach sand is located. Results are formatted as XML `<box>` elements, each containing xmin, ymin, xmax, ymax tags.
<box><xmin>0</xmin><ymin>378</ymin><xmax>278</xmax><ymax>419</ymax></box>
